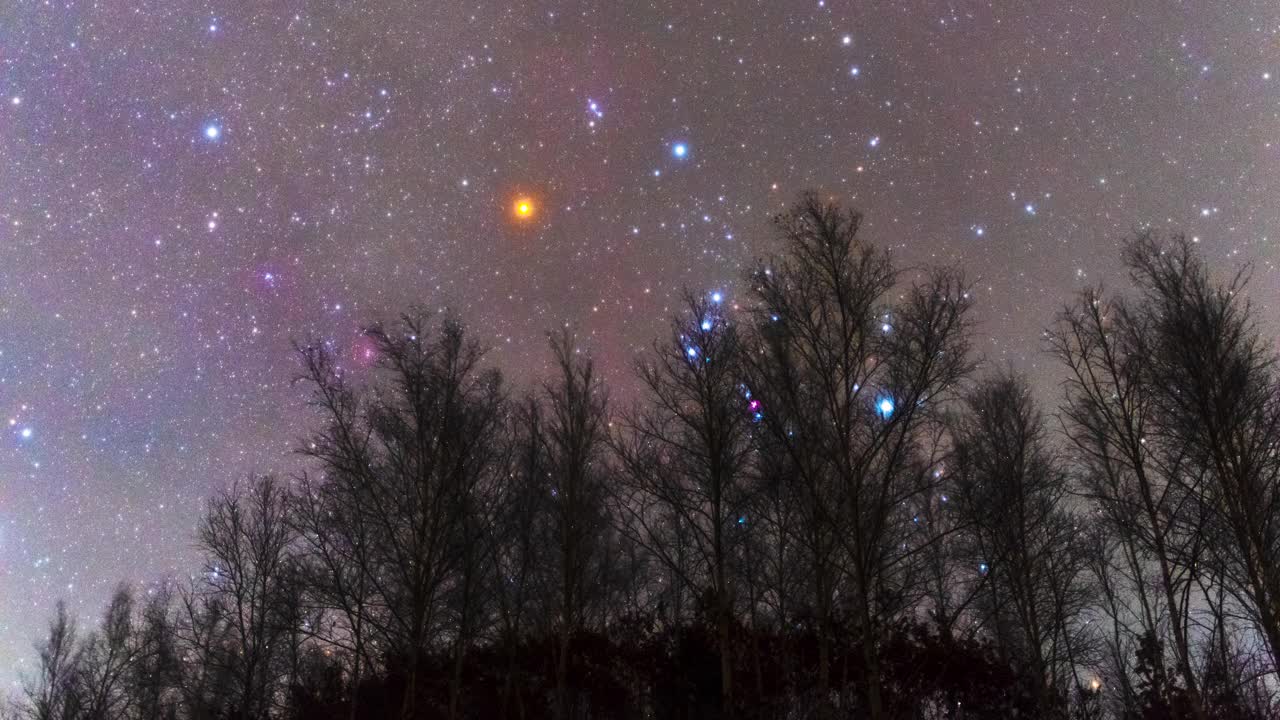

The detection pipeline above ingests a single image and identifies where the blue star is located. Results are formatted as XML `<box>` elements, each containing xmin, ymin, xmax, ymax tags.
<box><xmin>877</xmin><ymin>397</ymin><xmax>895</xmax><ymax>418</ymax></box>
<box><xmin>672</xmin><ymin>142</ymin><xmax>688</xmax><ymax>158</ymax></box>
<box><xmin>19</xmin><ymin>427</ymin><xmax>32</xmax><ymax>439</ymax></box>
<box><xmin>710</xmin><ymin>291</ymin><xmax>723</xmax><ymax>303</ymax></box>
<box><xmin>204</xmin><ymin>124</ymin><xmax>221</xmax><ymax>140</ymax></box>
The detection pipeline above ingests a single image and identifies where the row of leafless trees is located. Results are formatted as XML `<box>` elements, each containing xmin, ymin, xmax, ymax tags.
<box><xmin>9</xmin><ymin>193</ymin><xmax>1280</xmax><ymax>720</ymax></box>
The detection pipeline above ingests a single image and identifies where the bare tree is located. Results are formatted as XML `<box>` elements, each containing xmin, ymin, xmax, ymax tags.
<box><xmin>440</xmin><ymin>418</ymin><xmax>508</xmax><ymax>720</ymax></box>
<box><xmin>541</xmin><ymin>329</ymin><xmax>612</xmax><ymax>720</ymax></box>
<box><xmin>611</xmin><ymin>290</ymin><xmax>755</xmax><ymax>715</ymax></box>
<box><xmin>196</xmin><ymin>475</ymin><xmax>297</xmax><ymax>719</ymax></box>
<box><xmin>490</xmin><ymin>395</ymin><xmax>555</xmax><ymax>719</ymax></box>
<box><xmin>949</xmin><ymin>372</ymin><xmax>1093</xmax><ymax>718</ymax></box>
<box><xmin>172</xmin><ymin>579</ymin><xmax>236</xmax><ymax>720</ymax></box>
<box><xmin>742</xmin><ymin>193</ymin><xmax>974</xmax><ymax>720</ymax></box>
<box><xmin>1119</xmin><ymin>232</ymin><xmax>1280</xmax><ymax>678</ymax></box>
<box><xmin>296</xmin><ymin>312</ymin><xmax>506</xmax><ymax>720</ymax></box>
<box><xmin>290</xmin><ymin>468</ymin><xmax>378</xmax><ymax>720</ymax></box>
<box><xmin>742</xmin><ymin>434</ymin><xmax>809</xmax><ymax>703</ymax></box>
<box><xmin>915</xmin><ymin>455</ymin><xmax>987</xmax><ymax>646</ymax></box>
<box><xmin>75</xmin><ymin>585</ymin><xmax>138</xmax><ymax>720</ymax></box>
<box><xmin>128</xmin><ymin>584</ymin><xmax>179</xmax><ymax>720</ymax></box>
<box><xmin>1049</xmin><ymin>281</ymin><xmax>1209</xmax><ymax>716</ymax></box>
<box><xmin>24</xmin><ymin>601</ymin><xmax>82</xmax><ymax>720</ymax></box>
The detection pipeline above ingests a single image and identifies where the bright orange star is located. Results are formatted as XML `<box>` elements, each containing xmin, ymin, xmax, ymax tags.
<box><xmin>513</xmin><ymin>198</ymin><xmax>535</xmax><ymax>220</ymax></box>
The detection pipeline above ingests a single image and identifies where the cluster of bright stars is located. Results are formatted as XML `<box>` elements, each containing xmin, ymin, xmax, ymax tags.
<box><xmin>683</xmin><ymin>291</ymin><xmax>899</xmax><ymax>425</ymax></box>
<box><xmin>8</xmin><ymin>416</ymin><xmax>32</xmax><ymax>440</ymax></box>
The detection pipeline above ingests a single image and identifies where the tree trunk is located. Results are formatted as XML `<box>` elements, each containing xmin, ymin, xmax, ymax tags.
<box><xmin>449</xmin><ymin>636</ymin><xmax>465</xmax><ymax>720</ymax></box>
<box><xmin>349</xmin><ymin>592</ymin><xmax>364</xmax><ymax>720</ymax></box>
<box><xmin>858</xmin><ymin>600</ymin><xmax>884</xmax><ymax>720</ymax></box>
<box><xmin>718</xmin><ymin>604</ymin><xmax>733</xmax><ymax>718</ymax></box>
<box><xmin>557</xmin><ymin>616</ymin><xmax>571</xmax><ymax>720</ymax></box>
<box><xmin>816</xmin><ymin>604</ymin><xmax>832</xmax><ymax>720</ymax></box>
<box><xmin>401</xmin><ymin>640</ymin><xmax>420</xmax><ymax>720</ymax></box>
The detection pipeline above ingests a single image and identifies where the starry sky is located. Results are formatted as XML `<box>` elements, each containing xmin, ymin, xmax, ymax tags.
<box><xmin>2</xmin><ymin>0</ymin><xmax>1280</xmax><ymax>680</ymax></box>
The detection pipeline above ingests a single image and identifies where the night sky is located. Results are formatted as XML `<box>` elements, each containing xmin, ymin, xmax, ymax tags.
<box><xmin>2</xmin><ymin>0</ymin><xmax>1280</xmax><ymax>680</ymax></box>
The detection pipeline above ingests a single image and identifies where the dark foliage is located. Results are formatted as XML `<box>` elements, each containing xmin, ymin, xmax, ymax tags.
<box><xmin>269</xmin><ymin>617</ymin><xmax>1044</xmax><ymax>720</ymax></box>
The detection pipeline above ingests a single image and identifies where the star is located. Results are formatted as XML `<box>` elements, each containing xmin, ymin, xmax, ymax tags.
<box><xmin>0</xmin><ymin>0</ymin><xmax>1273</xmax><ymax>696</ymax></box>
<box><xmin>513</xmin><ymin>197</ymin><xmax>535</xmax><ymax>220</ymax></box>
<box><xmin>877</xmin><ymin>398</ymin><xmax>895</xmax><ymax>417</ymax></box>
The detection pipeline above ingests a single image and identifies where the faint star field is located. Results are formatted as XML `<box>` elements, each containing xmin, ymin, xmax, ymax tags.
<box><xmin>1</xmin><ymin>0</ymin><xmax>1279</xmax><ymax>682</ymax></box>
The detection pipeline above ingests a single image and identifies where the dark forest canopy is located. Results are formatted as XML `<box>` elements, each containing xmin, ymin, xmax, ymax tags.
<box><xmin>7</xmin><ymin>193</ymin><xmax>1280</xmax><ymax>720</ymax></box>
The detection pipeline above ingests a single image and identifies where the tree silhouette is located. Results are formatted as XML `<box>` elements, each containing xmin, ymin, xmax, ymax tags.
<box><xmin>539</xmin><ymin>329</ymin><xmax>614</xmax><ymax>720</ymax></box>
<box><xmin>13</xmin><ymin>196</ymin><xmax>1280</xmax><ymax>720</ymax></box>
<box><xmin>611</xmin><ymin>290</ymin><xmax>755</xmax><ymax>716</ymax></box>
<box><xmin>741</xmin><ymin>192</ymin><xmax>974</xmax><ymax>719</ymax></box>
<box><xmin>296</xmin><ymin>312</ymin><xmax>506</xmax><ymax>719</ymax></box>
<box><xmin>1122</xmin><ymin>233</ymin><xmax>1280</xmax><ymax>676</ymax></box>
<box><xmin>24</xmin><ymin>601</ymin><xmax>82</xmax><ymax>720</ymax></box>
<box><xmin>949</xmin><ymin>371</ymin><xmax>1094</xmax><ymax>717</ymax></box>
